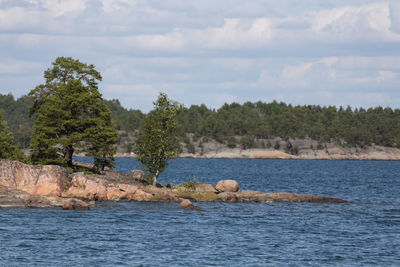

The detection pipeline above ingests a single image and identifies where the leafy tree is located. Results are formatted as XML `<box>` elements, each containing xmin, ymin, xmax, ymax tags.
<box><xmin>28</xmin><ymin>57</ymin><xmax>118</xmax><ymax>169</ymax></box>
<box><xmin>134</xmin><ymin>93</ymin><xmax>180</xmax><ymax>185</ymax></box>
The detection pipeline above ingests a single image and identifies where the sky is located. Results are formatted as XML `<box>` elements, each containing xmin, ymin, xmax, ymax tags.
<box><xmin>0</xmin><ymin>0</ymin><xmax>399</xmax><ymax>112</ymax></box>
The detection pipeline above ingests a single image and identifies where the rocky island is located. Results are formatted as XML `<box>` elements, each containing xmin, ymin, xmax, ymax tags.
<box><xmin>0</xmin><ymin>159</ymin><xmax>347</xmax><ymax>210</ymax></box>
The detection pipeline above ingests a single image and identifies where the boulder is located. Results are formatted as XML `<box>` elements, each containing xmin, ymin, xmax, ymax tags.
<box><xmin>215</xmin><ymin>180</ymin><xmax>240</xmax><ymax>193</ymax></box>
<box><xmin>62</xmin><ymin>198</ymin><xmax>90</xmax><ymax>210</ymax></box>
<box><xmin>178</xmin><ymin>199</ymin><xmax>203</xmax><ymax>211</ymax></box>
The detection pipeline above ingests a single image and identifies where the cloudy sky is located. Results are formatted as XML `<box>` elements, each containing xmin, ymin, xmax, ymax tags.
<box><xmin>0</xmin><ymin>0</ymin><xmax>399</xmax><ymax>111</ymax></box>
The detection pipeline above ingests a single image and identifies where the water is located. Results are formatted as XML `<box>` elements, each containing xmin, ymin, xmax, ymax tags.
<box><xmin>1</xmin><ymin>159</ymin><xmax>400</xmax><ymax>266</ymax></box>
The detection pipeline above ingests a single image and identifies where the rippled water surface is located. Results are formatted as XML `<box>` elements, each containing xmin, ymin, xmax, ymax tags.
<box><xmin>1</xmin><ymin>159</ymin><xmax>400</xmax><ymax>266</ymax></box>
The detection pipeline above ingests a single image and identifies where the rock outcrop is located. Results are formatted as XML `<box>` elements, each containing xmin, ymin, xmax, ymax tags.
<box><xmin>62</xmin><ymin>198</ymin><xmax>90</xmax><ymax>210</ymax></box>
<box><xmin>0</xmin><ymin>159</ymin><xmax>348</xmax><ymax>209</ymax></box>
<box><xmin>0</xmin><ymin>184</ymin><xmax>56</xmax><ymax>208</ymax></box>
<box><xmin>0</xmin><ymin>159</ymin><xmax>69</xmax><ymax>197</ymax></box>
<box><xmin>215</xmin><ymin>180</ymin><xmax>240</xmax><ymax>193</ymax></box>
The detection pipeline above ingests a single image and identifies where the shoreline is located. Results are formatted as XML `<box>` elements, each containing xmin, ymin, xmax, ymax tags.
<box><xmin>114</xmin><ymin>146</ymin><xmax>400</xmax><ymax>161</ymax></box>
<box><xmin>0</xmin><ymin>159</ymin><xmax>348</xmax><ymax>209</ymax></box>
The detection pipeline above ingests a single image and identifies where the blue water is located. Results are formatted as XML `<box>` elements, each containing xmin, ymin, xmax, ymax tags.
<box><xmin>1</xmin><ymin>159</ymin><xmax>400</xmax><ymax>266</ymax></box>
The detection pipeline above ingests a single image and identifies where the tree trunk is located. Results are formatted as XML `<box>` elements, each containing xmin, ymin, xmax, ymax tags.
<box><xmin>152</xmin><ymin>170</ymin><xmax>159</xmax><ymax>186</ymax></box>
<box><xmin>66</xmin><ymin>145</ymin><xmax>74</xmax><ymax>167</ymax></box>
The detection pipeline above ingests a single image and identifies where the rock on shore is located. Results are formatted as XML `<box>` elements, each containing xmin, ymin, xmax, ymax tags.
<box><xmin>62</xmin><ymin>198</ymin><xmax>90</xmax><ymax>210</ymax></box>
<box><xmin>178</xmin><ymin>199</ymin><xmax>203</xmax><ymax>211</ymax></box>
<box><xmin>0</xmin><ymin>159</ymin><xmax>348</xmax><ymax>208</ymax></box>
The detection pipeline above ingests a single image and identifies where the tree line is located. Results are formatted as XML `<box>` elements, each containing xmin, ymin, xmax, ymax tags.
<box><xmin>2</xmin><ymin>91</ymin><xmax>400</xmax><ymax>151</ymax></box>
<box><xmin>176</xmin><ymin>102</ymin><xmax>400</xmax><ymax>149</ymax></box>
<box><xmin>3</xmin><ymin>95</ymin><xmax>400</xmax><ymax>151</ymax></box>
<box><xmin>2</xmin><ymin>65</ymin><xmax>400</xmax><ymax>154</ymax></box>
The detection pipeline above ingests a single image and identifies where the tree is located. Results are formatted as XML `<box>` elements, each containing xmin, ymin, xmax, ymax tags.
<box><xmin>0</xmin><ymin>114</ymin><xmax>26</xmax><ymax>161</ymax></box>
<box><xmin>29</xmin><ymin>57</ymin><xmax>118</xmax><ymax>169</ymax></box>
<box><xmin>0</xmin><ymin>114</ymin><xmax>16</xmax><ymax>159</ymax></box>
<box><xmin>134</xmin><ymin>93</ymin><xmax>180</xmax><ymax>185</ymax></box>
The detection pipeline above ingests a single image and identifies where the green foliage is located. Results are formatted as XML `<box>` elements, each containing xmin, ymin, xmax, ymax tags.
<box><xmin>227</xmin><ymin>136</ymin><xmax>237</xmax><ymax>148</ymax></box>
<box><xmin>317</xmin><ymin>142</ymin><xmax>324</xmax><ymax>150</ymax></box>
<box><xmin>186</xmin><ymin>143</ymin><xmax>196</xmax><ymax>154</ymax></box>
<box><xmin>28</xmin><ymin>57</ymin><xmax>118</xmax><ymax>168</ymax></box>
<box><xmin>274</xmin><ymin>141</ymin><xmax>281</xmax><ymax>150</ymax></box>
<box><xmin>66</xmin><ymin>165</ymin><xmax>95</xmax><ymax>175</ymax></box>
<box><xmin>293</xmin><ymin>143</ymin><xmax>299</xmax><ymax>155</ymax></box>
<box><xmin>285</xmin><ymin>141</ymin><xmax>299</xmax><ymax>155</ymax></box>
<box><xmin>0</xmin><ymin>114</ymin><xmax>27</xmax><ymax>162</ymax></box>
<box><xmin>285</xmin><ymin>141</ymin><xmax>293</xmax><ymax>154</ymax></box>
<box><xmin>175</xmin><ymin>176</ymin><xmax>199</xmax><ymax>190</ymax></box>
<box><xmin>105</xmin><ymin>99</ymin><xmax>143</xmax><ymax>131</ymax></box>
<box><xmin>5</xmin><ymin>88</ymin><xmax>400</xmax><ymax>152</ymax></box>
<box><xmin>0</xmin><ymin>114</ymin><xmax>17</xmax><ymax>159</ymax></box>
<box><xmin>240</xmin><ymin>135</ymin><xmax>255</xmax><ymax>149</ymax></box>
<box><xmin>0</xmin><ymin>94</ymin><xmax>33</xmax><ymax>148</ymax></box>
<box><xmin>134</xmin><ymin>93</ymin><xmax>180</xmax><ymax>185</ymax></box>
<box><xmin>266</xmin><ymin>140</ymin><xmax>272</xmax><ymax>148</ymax></box>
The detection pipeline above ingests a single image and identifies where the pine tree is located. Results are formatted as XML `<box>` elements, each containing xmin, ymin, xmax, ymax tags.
<box><xmin>29</xmin><ymin>57</ymin><xmax>118</xmax><ymax>169</ymax></box>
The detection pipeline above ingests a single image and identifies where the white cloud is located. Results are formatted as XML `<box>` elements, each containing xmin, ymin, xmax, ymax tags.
<box><xmin>390</xmin><ymin>1</ymin><xmax>400</xmax><ymax>33</ymax></box>
<box><xmin>41</xmin><ymin>0</ymin><xmax>86</xmax><ymax>16</ymax></box>
<box><xmin>0</xmin><ymin>59</ymin><xmax>42</xmax><ymax>74</ymax></box>
<box><xmin>1</xmin><ymin>0</ymin><xmax>400</xmax><ymax>111</ymax></box>
<box><xmin>101</xmin><ymin>0</ymin><xmax>133</xmax><ymax>13</ymax></box>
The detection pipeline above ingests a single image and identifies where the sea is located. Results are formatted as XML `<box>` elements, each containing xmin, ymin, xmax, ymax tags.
<box><xmin>1</xmin><ymin>158</ymin><xmax>399</xmax><ymax>266</ymax></box>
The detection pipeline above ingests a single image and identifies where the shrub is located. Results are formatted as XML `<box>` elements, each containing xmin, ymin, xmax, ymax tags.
<box><xmin>240</xmin><ymin>135</ymin><xmax>255</xmax><ymax>149</ymax></box>
<box><xmin>176</xmin><ymin>176</ymin><xmax>199</xmax><ymax>190</ymax></box>
<box><xmin>186</xmin><ymin>143</ymin><xmax>196</xmax><ymax>154</ymax></box>
<box><xmin>274</xmin><ymin>141</ymin><xmax>280</xmax><ymax>150</ymax></box>
<box><xmin>266</xmin><ymin>140</ymin><xmax>272</xmax><ymax>148</ymax></box>
<box><xmin>227</xmin><ymin>137</ymin><xmax>237</xmax><ymax>148</ymax></box>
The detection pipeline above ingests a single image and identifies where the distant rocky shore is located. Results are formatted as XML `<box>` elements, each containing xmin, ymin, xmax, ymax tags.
<box><xmin>116</xmin><ymin>144</ymin><xmax>400</xmax><ymax>161</ymax></box>
<box><xmin>0</xmin><ymin>159</ymin><xmax>347</xmax><ymax>210</ymax></box>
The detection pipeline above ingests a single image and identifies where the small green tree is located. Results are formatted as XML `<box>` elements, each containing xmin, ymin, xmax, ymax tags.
<box><xmin>29</xmin><ymin>57</ymin><xmax>118</xmax><ymax>169</ymax></box>
<box><xmin>134</xmin><ymin>93</ymin><xmax>180</xmax><ymax>185</ymax></box>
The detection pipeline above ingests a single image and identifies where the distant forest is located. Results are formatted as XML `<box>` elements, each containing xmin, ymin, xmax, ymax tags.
<box><xmin>1</xmin><ymin>93</ymin><xmax>400</xmax><ymax>150</ymax></box>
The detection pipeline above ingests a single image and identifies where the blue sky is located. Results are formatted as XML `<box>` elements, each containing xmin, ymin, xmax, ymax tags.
<box><xmin>0</xmin><ymin>0</ymin><xmax>399</xmax><ymax>111</ymax></box>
